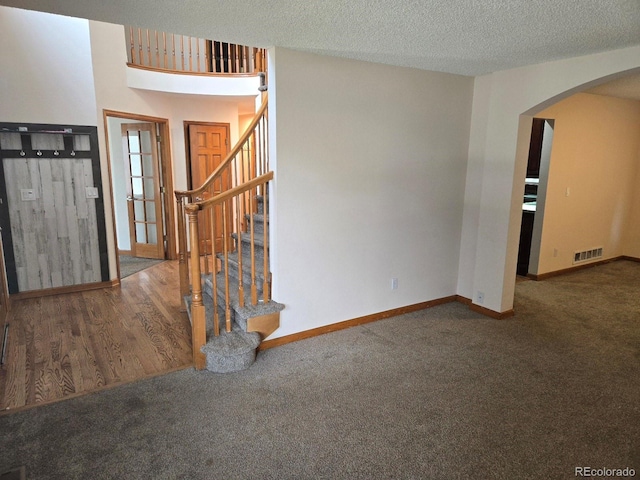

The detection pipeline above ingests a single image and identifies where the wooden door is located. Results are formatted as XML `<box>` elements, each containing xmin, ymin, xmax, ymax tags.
<box><xmin>188</xmin><ymin>124</ymin><xmax>230</xmax><ymax>253</ymax></box>
<box><xmin>122</xmin><ymin>123</ymin><xmax>165</xmax><ymax>259</ymax></box>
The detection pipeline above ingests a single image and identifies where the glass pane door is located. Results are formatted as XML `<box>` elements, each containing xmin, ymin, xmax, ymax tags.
<box><xmin>122</xmin><ymin>123</ymin><xmax>165</xmax><ymax>259</ymax></box>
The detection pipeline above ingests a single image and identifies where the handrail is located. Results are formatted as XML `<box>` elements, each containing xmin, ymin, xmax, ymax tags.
<box><xmin>185</xmin><ymin>172</ymin><xmax>273</xmax><ymax>213</ymax></box>
<box><xmin>175</xmin><ymin>94</ymin><xmax>268</xmax><ymax>200</ymax></box>
<box><xmin>126</xmin><ymin>63</ymin><xmax>260</xmax><ymax>78</ymax></box>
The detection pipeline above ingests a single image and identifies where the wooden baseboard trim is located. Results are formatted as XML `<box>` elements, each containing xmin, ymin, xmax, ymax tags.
<box><xmin>528</xmin><ymin>256</ymin><xmax>625</xmax><ymax>281</ymax></box>
<box><xmin>10</xmin><ymin>280</ymin><xmax>120</xmax><ymax>300</ymax></box>
<box><xmin>469</xmin><ymin>303</ymin><xmax>514</xmax><ymax>319</ymax></box>
<box><xmin>620</xmin><ymin>255</ymin><xmax>640</xmax><ymax>263</ymax></box>
<box><xmin>118</xmin><ymin>249</ymin><xmax>133</xmax><ymax>256</ymax></box>
<box><xmin>455</xmin><ymin>295</ymin><xmax>514</xmax><ymax>319</ymax></box>
<box><xmin>259</xmin><ymin>295</ymin><xmax>458</xmax><ymax>351</ymax></box>
<box><xmin>455</xmin><ymin>295</ymin><xmax>472</xmax><ymax>306</ymax></box>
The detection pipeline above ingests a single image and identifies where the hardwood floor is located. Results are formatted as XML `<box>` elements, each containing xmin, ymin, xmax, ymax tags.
<box><xmin>0</xmin><ymin>260</ymin><xmax>192</xmax><ymax>413</ymax></box>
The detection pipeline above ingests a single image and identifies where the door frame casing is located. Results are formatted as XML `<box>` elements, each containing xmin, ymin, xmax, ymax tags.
<box><xmin>103</xmin><ymin>110</ymin><xmax>177</xmax><ymax>279</ymax></box>
<box><xmin>0</xmin><ymin>228</ymin><xmax>10</xmax><ymax>329</ymax></box>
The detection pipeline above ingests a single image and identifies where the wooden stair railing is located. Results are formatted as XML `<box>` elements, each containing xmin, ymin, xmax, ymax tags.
<box><xmin>175</xmin><ymin>94</ymin><xmax>268</xmax><ymax>298</ymax></box>
<box><xmin>126</xmin><ymin>26</ymin><xmax>266</xmax><ymax>75</ymax></box>
<box><xmin>175</xmin><ymin>96</ymin><xmax>271</xmax><ymax>369</ymax></box>
<box><xmin>185</xmin><ymin>173</ymin><xmax>273</xmax><ymax>369</ymax></box>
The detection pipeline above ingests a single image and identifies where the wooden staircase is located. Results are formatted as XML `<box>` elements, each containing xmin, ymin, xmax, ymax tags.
<box><xmin>176</xmin><ymin>95</ymin><xmax>283</xmax><ymax>372</ymax></box>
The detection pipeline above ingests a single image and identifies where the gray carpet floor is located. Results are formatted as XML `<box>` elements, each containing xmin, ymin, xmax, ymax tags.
<box><xmin>1</xmin><ymin>261</ymin><xmax>638</xmax><ymax>479</ymax></box>
<box><xmin>119</xmin><ymin>256</ymin><xmax>165</xmax><ymax>278</ymax></box>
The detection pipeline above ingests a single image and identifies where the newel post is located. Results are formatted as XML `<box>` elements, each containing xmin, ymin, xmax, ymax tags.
<box><xmin>186</xmin><ymin>204</ymin><xmax>206</xmax><ymax>370</ymax></box>
<box><xmin>175</xmin><ymin>193</ymin><xmax>190</xmax><ymax>310</ymax></box>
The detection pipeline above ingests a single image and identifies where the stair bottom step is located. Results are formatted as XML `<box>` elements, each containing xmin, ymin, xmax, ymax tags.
<box><xmin>200</xmin><ymin>329</ymin><xmax>261</xmax><ymax>373</ymax></box>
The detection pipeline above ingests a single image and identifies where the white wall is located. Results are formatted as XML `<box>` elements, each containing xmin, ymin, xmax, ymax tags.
<box><xmin>238</xmin><ymin>114</ymin><xmax>254</xmax><ymax>137</ymax></box>
<box><xmin>459</xmin><ymin>45</ymin><xmax>640</xmax><ymax>313</ymax></box>
<box><xmin>532</xmin><ymin>93</ymin><xmax>640</xmax><ymax>274</ymax></box>
<box><xmin>126</xmin><ymin>67</ymin><xmax>260</xmax><ymax>96</ymax></box>
<box><xmin>0</xmin><ymin>6</ymin><xmax>97</xmax><ymax>125</ymax></box>
<box><xmin>270</xmin><ymin>48</ymin><xmax>473</xmax><ymax>337</ymax></box>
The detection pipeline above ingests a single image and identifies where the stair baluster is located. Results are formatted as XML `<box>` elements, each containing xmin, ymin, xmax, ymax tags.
<box><xmin>210</xmin><ymin>205</ymin><xmax>220</xmax><ymax>337</ymax></box>
<box><xmin>236</xmin><ymin>187</ymin><xmax>245</xmax><ymax>308</ymax></box>
<box><xmin>222</xmin><ymin>200</ymin><xmax>232</xmax><ymax>332</ymax></box>
<box><xmin>249</xmin><ymin>193</ymin><xmax>258</xmax><ymax>305</ymax></box>
<box><xmin>176</xmin><ymin>195</ymin><xmax>189</xmax><ymax>303</ymax></box>
<box><xmin>263</xmin><ymin>187</ymin><xmax>270</xmax><ymax>303</ymax></box>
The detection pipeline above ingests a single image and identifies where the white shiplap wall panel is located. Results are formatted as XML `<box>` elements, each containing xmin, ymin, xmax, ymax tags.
<box><xmin>3</xmin><ymin>154</ymin><xmax>103</xmax><ymax>292</ymax></box>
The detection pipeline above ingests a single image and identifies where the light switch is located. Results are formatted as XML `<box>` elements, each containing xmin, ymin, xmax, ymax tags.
<box><xmin>20</xmin><ymin>189</ymin><xmax>36</xmax><ymax>201</ymax></box>
<box><xmin>86</xmin><ymin>187</ymin><xmax>99</xmax><ymax>199</ymax></box>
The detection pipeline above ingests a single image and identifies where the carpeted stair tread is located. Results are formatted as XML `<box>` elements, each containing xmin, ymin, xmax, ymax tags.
<box><xmin>200</xmin><ymin>328</ymin><xmax>261</xmax><ymax>373</ymax></box>
<box><xmin>245</xmin><ymin>212</ymin><xmax>266</xmax><ymax>224</ymax></box>
<box><xmin>202</xmin><ymin>273</ymin><xmax>283</xmax><ymax>331</ymax></box>
<box><xmin>201</xmin><ymin>329</ymin><xmax>260</xmax><ymax>356</ymax></box>
<box><xmin>232</xmin><ymin>231</ymin><xmax>266</xmax><ymax>248</ymax></box>
<box><xmin>205</xmin><ymin>273</ymin><xmax>268</xmax><ymax>309</ymax></box>
<box><xmin>255</xmin><ymin>194</ymin><xmax>265</xmax><ymax>215</ymax></box>
<box><xmin>185</xmin><ymin>291</ymin><xmax>262</xmax><ymax>373</ymax></box>
<box><xmin>245</xmin><ymin>213</ymin><xmax>268</xmax><ymax>234</ymax></box>
<box><xmin>186</xmin><ymin>287</ymin><xmax>252</xmax><ymax>330</ymax></box>
<box><xmin>206</xmin><ymin>273</ymin><xmax>283</xmax><ymax>313</ymax></box>
<box><xmin>217</xmin><ymin>252</ymin><xmax>267</xmax><ymax>286</ymax></box>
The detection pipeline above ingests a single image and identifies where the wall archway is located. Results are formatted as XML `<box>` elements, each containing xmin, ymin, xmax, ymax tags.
<box><xmin>459</xmin><ymin>46</ymin><xmax>640</xmax><ymax>316</ymax></box>
<box><xmin>514</xmin><ymin>69</ymin><xmax>640</xmax><ymax>284</ymax></box>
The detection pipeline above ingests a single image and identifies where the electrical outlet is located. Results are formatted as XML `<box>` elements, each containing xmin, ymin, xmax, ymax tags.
<box><xmin>553</xmin><ymin>248</ymin><xmax>558</xmax><ymax>257</ymax></box>
<box><xmin>476</xmin><ymin>291</ymin><xmax>484</xmax><ymax>304</ymax></box>
<box><xmin>391</xmin><ymin>278</ymin><xmax>398</xmax><ymax>290</ymax></box>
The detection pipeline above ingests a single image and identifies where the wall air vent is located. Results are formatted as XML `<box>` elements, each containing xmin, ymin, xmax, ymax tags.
<box><xmin>573</xmin><ymin>247</ymin><xmax>603</xmax><ymax>265</ymax></box>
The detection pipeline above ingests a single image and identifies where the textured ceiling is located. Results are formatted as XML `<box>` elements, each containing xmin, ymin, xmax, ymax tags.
<box><xmin>1</xmin><ymin>0</ymin><xmax>639</xmax><ymax>76</ymax></box>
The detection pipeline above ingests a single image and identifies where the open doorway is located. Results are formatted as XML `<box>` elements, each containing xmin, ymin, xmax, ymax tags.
<box><xmin>104</xmin><ymin>111</ymin><xmax>176</xmax><ymax>279</ymax></box>
<box><xmin>513</xmin><ymin>72</ymin><xmax>640</xmax><ymax>287</ymax></box>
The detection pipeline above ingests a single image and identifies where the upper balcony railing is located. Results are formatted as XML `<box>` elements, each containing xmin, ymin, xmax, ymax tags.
<box><xmin>126</xmin><ymin>27</ymin><xmax>266</xmax><ymax>75</ymax></box>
